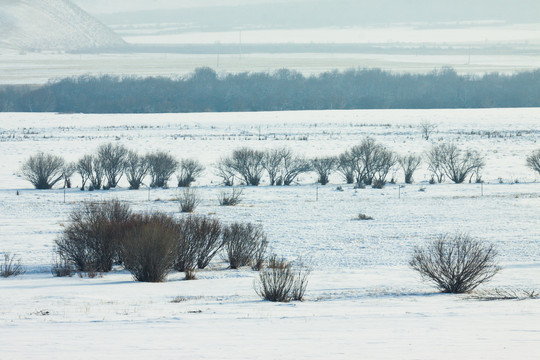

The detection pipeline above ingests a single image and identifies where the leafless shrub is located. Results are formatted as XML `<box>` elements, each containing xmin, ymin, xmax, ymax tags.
<box><xmin>178</xmin><ymin>188</ymin><xmax>201</xmax><ymax>213</ymax></box>
<box><xmin>350</xmin><ymin>137</ymin><xmax>396</xmax><ymax>187</ymax></box>
<box><xmin>337</xmin><ymin>151</ymin><xmax>355</xmax><ymax>184</ymax></box>
<box><xmin>218</xmin><ymin>187</ymin><xmax>243</xmax><ymax>206</ymax></box>
<box><xmin>20</xmin><ymin>152</ymin><xmax>65</xmax><ymax>189</ymax></box>
<box><xmin>398</xmin><ymin>154</ymin><xmax>422</xmax><ymax>184</ymax></box>
<box><xmin>427</xmin><ymin>143</ymin><xmax>485</xmax><ymax>184</ymax></box>
<box><xmin>223</xmin><ymin>222</ymin><xmax>267</xmax><ymax>269</ymax></box>
<box><xmin>55</xmin><ymin>200</ymin><xmax>132</xmax><ymax>273</ymax></box>
<box><xmin>420</xmin><ymin>121</ymin><xmax>437</xmax><ymax>140</ymax></box>
<box><xmin>267</xmin><ymin>254</ymin><xmax>290</xmax><ymax>269</ymax></box>
<box><xmin>215</xmin><ymin>157</ymin><xmax>236</xmax><ymax>186</ymax></box>
<box><xmin>51</xmin><ymin>253</ymin><xmax>74</xmax><ymax>277</ymax></box>
<box><xmin>146</xmin><ymin>151</ymin><xmax>179</xmax><ymax>188</ymax></box>
<box><xmin>251</xmin><ymin>238</ymin><xmax>268</xmax><ymax>271</ymax></box>
<box><xmin>263</xmin><ymin>148</ymin><xmax>310</xmax><ymax>186</ymax></box>
<box><xmin>177</xmin><ymin>159</ymin><xmax>205</xmax><ymax>187</ymax></box>
<box><xmin>76</xmin><ymin>154</ymin><xmax>104</xmax><ymax>190</ymax></box>
<box><xmin>467</xmin><ymin>288</ymin><xmax>539</xmax><ymax>301</ymax></box>
<box><xmin>311</xmin><ymin>156</ymin><xmax>337</xmax><ymax>185</ymax></box>
<box><xmin>221</xmin><ymin>148</ymin><xmax>265</xmax><ymax>186</ymax></box>
<box><xmin>124</xmin><ymin>150</ymin><xmax>149</xmax><ymax>190</ymax></box>
<box><xmin>255</xmin><ymin>259</ymin><xmax>310</xmax><ymax>302</ymax></box>
<box><xmin>410</xmin><ymin>233</ymin><xmax>500</xmax><ymax>293</ymax></box>
<box><xmin>0</xmin><ymin>253</ymin><xmax>26</xmax><ymax>277</ymax></box>
<box><xmin>426</xmin><ymin>145</ymin><xmax>445</xmax><ymax>183</ymax></box>
<box><xmin>121</xmin><ymin>212</ymin><xmax>178</xmax><ymax>282</ymax></box>
<box><xmin>192</xmin><ymin>216</ymin><xmax>223</xmax><ymax>269</ymax></box>
<box><xmin>61</xmin><ymin>163</ymin><xmax>76</xmax><ymax>188</ymax></box>
<box><xmin>97</xmin><ymin>143</ymin><xmax>128</xmax><ymax>188</ymax></box>
<box><xmin>356</xmin><ymin>213</ymin><xmax>374</xmax><ymax>220</ymax></box>
<box><xmin>526</xmin><ymin>149</ymin><xmax>540</xmax><ymax>175</ymax></box>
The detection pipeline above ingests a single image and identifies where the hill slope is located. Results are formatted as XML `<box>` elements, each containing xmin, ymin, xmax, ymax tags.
<box><xmin>0</xmin><ymin>0</ymin><xmax>125</xmax><ymax>52</ymax></box>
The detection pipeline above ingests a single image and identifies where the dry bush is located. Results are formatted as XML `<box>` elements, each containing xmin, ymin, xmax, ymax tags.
<box><xmin>178</xmin><ymin>188</ymin><xmax>201</xmax><ymax>213</ymax></box>
<box><xmin>61</xmin><ymin>163</ymin><xmax>76</xmax><ymax>188</ymax></box>
<box><xmin>311</xmin><ymin>156</ymin><xmax>337</xmax><ymax>185</ymax></box>
<box><xmin>263</xmin><ymin>148</ymin><xmax>310</xmax><ymax>186</ymax></box>
<box><xmin>350</xmin><ymin>137</ymin><xmax>397</xmax><ymax>187</ymax></box>
<box><xmin>97</xmin><ymin>143</ymin><xmax>128</xmax><ymax>188</ymax></box>
<box><xmin>427</xmin><ymin>143</ymin><xmax>485</xmax><ymax>184</ymax></box>
<box><xmin>124</xmin><ymin>150</ymin><xmax>149</xmax><ymax>190</ymax></box>
<box><xmin>526</xmin><ymin>149</ymin><xmax>540</xmax><ymax>175</ymax></box>
<box><xmin>174</xmin><ymin>215</ymin><xmax>222</xmax><ymax>277</ymax></box>
<box><xmin>218</xmin><ymin>187</ymin><xmax>243</xmax><ymax>206</ymax></box>
<box><xmin>223</xmin><ymin>222</ymin><xmax>267</xmax><ymax>269</ymax></box>
<box><xmin>20</xmin><ymin>152</ymin><xmax>65</xmax><ymax>189</ymax></box>
<box><xmin>51</xmin><ymin>253</ymin><xmax>74</xmax><ymax>277</ymax></box>
<box><xmin>146</xmin><ymin>151</ymin><xmax>179</xmax><ymax>188</ymax></box>
<box><xmin>0</xmin><ymin>253</ymin><xmax>26</xmax><ymax>277</ymax></box>
<box><xmin>420</xmin><ymin>121</ymin><xmax>437</xmax><ymax>140</ymax></box>
<box><xmin>76</xmin><ymin>154</ymin><xmax>104</xmax><ymax>190</ymax></box>
<box><xmin>337</xmin><ymin>151</ymin><xmax>355</xmax><ymax>184</ymax></box>
<box><xmin>177</xmin><ymin>159</ymin><xmax>204</xmax><ymax>187</ymax></box>
<box><xmin>215</xmin><ymin>158</ymin><xmax>236</xmax><ymax>186</ymax></box>
<box><xmin>255</xmin><ymin>258</ymin><xmax>310</xmax><ymax>302</ymax></box>
<box><xmin>221</xmin><ymin>148</ymin><xmax>265</xmax><ymax>186</ymax></box>
<box><xmin>55</xmin><ymin>200</ymin><xmax>132</xmax><ymax>273</ymax></box>
<box><xmin>410</xmin><ymin>233</ymin><xmax>500</xmax><ymax>293</ymax></box>
<box><xmin>121</xmin><ymin>213</ymin><xmax>178</xmax><ymax>282</ymax></box>
<box><xmin>356</xmin><ymin>213</ymin><xmax>374</xmax><ymax>220</ymax></box>
<box><xmin>398</xmin><ymin>154</ymin><xmax>422</xmax><ymax>184</ymax></box>
<box><xmin>467</xmin><ymin>288</ymin><xmax>539</xmax><ymax>301</ymax></box>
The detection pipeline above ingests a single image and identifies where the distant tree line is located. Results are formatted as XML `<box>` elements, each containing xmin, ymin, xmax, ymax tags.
<box><xmin>2</xmin><ymin>67</ymin><xmax>540</xmax><ymax>113</ymax></box>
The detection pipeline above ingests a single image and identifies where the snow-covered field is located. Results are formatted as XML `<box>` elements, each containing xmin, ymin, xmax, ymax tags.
<box><xmin>1</xmin><ymin>108</ymin><xmax>539</xmax><ymax>359</ymax></box>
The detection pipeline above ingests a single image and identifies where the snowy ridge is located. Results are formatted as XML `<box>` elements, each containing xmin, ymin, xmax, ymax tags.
<box><xmin>0</xmin><ymin>0</ymin><xmax>125</xmax><ymax>52</ymax></box>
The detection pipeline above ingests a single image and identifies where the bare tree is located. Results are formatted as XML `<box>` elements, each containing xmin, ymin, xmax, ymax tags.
<box><xmin>280</xmin><ymin>151</ymin><xmax>311</xmax><ymax>186</ymax></box>
<box><xmin>177</xmin><ymin>158</ymin><xmax>205</xmax><ymax>187</ymax></box>
<box><xmin>349</xmin><ymin>138</ymin><xmax>396</xmax><ymax>187</ymax></box>
<box><xmin>398</xmin><ymin>154</ymin><xmax>422</xmax><ymax>184</ymax></box>
<box><xmin>425</xmin><ymin>145</ymin><xmax>445</xmax><ymax>183</ymax></box>
<box><xmin>215</xmin><ymin>157</ymin><xmax>236</xmax><ymax>186</ymax></box>
<box><xmin>97</xmin><ymin>143</ymin><xmax>128</xmax><ymax>188</ymax></box>
<box><xmin>124</xmin><ymin>150</ymin><xmax>149</xmax><ymax>190</ymax></box>
<box><xmin>526</xmin><ymin>149</ymin><xmax>540</xmax><ymax>176</ymax></box>
<box><xmin>20</xmin><ymin>152</ymin><xmax>65</xmax><ymax>189</ymax></box>
<box><xmin>311</xmin><ymin>156</ymin><xmax>337</xmax><ymax>185</ymax></box>
<box><xmin>371</xmin><ymin>146</ymin><xmax>397</xmax><ymax>188</ymax></box>
<box><xmin>61</xmin><ymin>162</ymin><xmax>76</xmax><ymax>189</ymax></box>
<box><xmin>420</xmin><ymin>121</ymin><xmax>437</xmax><ymax>140</ymax></box>
<box><xmin>76</xmin><ymin>154</ymin><xmax>104</xmax><ymax>190</ymax></box>
<box><xmin>429</xmin><ymin>143</ymin><xmax>485</xmax><ymax>184</ymax></box>
<box><xmin>146</xmin><ymin>151</ymin><xmax>179</xmax><ymax>188</ymax></box>
<box><xmin>337</xmin><ymin>150</ymin><xmax>355</xmax><ymax>184</ymax></box>
<box><xmin>226</xmin><ymin>147</ymin><xmax>266</xmax><ymax>186</ymax></box>
<box><xmin>262</xmin><ymin>148</ymin><xmax>286</xmax><ymax>186</ymax></box>
<box><xmin>410</xmin><ymin>233</ymin><xmax>500</xmax><ymax>293</ymax></box>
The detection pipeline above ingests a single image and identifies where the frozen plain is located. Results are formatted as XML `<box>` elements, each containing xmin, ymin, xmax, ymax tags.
<box><xmin>0</xmin><ymin>108</ymin><xmax>539</xmax><ymax>359</ymax></box>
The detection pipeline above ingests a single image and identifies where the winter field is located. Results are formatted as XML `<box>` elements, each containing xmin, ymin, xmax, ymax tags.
<box><xmin>1</xmin><ymin>108</ymin><xmax>540</xmax><ymax>359</ymax></box>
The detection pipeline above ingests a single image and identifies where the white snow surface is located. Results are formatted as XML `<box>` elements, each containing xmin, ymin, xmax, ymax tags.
<box><xmin>0</xmin><ymin>0</ymin><xmax>125</xmax><ymax>52</ymax></box>
<box><xmin>0</xmin><ymin>108</ymin><xmax>539</xmax><ymax>359</ymax></box>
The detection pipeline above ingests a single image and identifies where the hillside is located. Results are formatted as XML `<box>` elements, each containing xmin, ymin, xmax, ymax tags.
<box><xmin>0</xmin><ymin>0</ymin><xmax>125</xmax><ymax>52</ymax></box>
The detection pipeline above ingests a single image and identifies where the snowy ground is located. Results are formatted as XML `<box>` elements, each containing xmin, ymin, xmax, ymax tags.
<box><xmin>1</xmin><ymin>109</ymin><xmax>539</xmax><ymax>359</ymax></box>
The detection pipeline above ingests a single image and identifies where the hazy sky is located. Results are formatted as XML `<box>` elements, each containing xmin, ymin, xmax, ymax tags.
<box><xmin>73</xmin><ymin>0</ymin><xmax>540</xmax><ymax>29</ymax></box>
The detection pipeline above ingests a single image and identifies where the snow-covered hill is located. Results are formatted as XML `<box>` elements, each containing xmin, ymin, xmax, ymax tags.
<box><xmin>0</xmin><ymin>0</ymin><xmax>125</xmax><ymax>52</ymax></box>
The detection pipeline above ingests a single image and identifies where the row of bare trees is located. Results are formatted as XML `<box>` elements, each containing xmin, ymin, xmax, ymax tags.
<box><xmin>20</xmin><ymin>141</ymin><xmax>540</xmax><ymax>190</ymax></box>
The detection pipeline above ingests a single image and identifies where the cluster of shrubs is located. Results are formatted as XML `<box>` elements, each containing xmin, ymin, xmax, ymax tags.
<box><xmin>4</xmin><ymin>197</ymin><xmax>502</xmax><ymax>302</ymax></box>
<box><xmin>54</xmin><ymin>200</ymin><xmax>270</xmax><ymax>281</ymax></box>
<box><xmin>23</xmin><ymin>137</ymin><xmax>533</xmax><ymax>191</ymax></box>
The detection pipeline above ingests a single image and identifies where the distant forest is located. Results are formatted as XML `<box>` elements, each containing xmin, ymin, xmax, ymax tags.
<box><xmin>2</xmin><ymin>67</ymin><xmax>540</xmax><ymax>113</ymax></box>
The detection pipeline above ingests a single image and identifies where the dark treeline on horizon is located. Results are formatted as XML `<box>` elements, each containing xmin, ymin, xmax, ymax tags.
<box><xmin>2</xmin><ymin>67</ymin><xmax>540</xmax><ymax>113</ymax></box>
